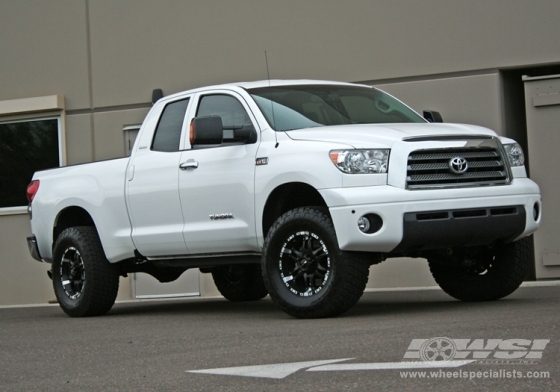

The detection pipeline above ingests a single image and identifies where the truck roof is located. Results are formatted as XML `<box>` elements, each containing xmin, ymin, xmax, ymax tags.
<box><xmin>231</xmin><ymin>79</ymin><xmax>366</xmax><ymax>89</ymax></box>
<box><xmin>160</xmin><ymin>80</ymin><xmax>370</xmax><ymax>102</ymax></box>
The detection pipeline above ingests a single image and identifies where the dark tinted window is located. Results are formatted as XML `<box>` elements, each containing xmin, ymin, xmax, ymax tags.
<box><xmin>196</xmin><ymin>95</ymin><xmax>254</xmax><ymax>143</ymax></box>
<box><xmin>151</xmin><ymin>98</ymin><xmax>190</xmax><ymax>152</ymax></box>
<box><xmin>0</xmin><ymin>118</ymin><xmax>60</xmax><ymax>208</ymax></box>
<box><xmin>197</xmin><ymin>95</ymin><xmax>252</xmax><ymax>130</ymax></box>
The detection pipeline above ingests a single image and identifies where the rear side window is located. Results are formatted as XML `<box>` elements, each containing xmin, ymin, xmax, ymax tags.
<box><xmin>151</xmin><ymin>98</ymin><xmax>190</xmax><ymax>152</ymax></box>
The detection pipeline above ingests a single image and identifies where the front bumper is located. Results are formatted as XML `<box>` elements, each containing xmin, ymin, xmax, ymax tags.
<box><xmin>322</xmin><ymin>178</ymin><xmax>541</xmax><ymax>253</ymax></box>
<box><xmin>27</xmin><ymin>236</ymin><xmax>43</xmax><ymax>262</ymax></box>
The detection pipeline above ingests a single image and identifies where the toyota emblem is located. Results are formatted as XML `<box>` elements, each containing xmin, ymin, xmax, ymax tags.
<box><xmin>449</xmin><ymin>157</ymin><xmax>468</xmax><ymax>174</ymax></box>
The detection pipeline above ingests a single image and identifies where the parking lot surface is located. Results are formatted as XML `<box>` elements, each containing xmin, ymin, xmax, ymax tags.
<box><xmin>1</xmin><ymin>285</ymin><xmax>558</xmax><ymax>391</ymax></box>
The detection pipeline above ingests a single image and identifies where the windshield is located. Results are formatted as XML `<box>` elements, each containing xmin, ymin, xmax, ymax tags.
<box><xmin>249</xmin><ymin>85</ymin><xmax>425</xmax><ymax>131</ymax></box>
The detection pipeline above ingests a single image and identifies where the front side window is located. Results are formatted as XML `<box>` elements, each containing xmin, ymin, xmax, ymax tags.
<box><xmin>151</xmin><ymin>98</ymin><xmax>190</xmax><ymax>152</ymax></box>
<box><xmin>0</xmin><ymin>118</ymin><xmax>61</xmax><ymax>209</ymax></box>
<box><xmin>249</xmin><ymin>85</ymin><xmax>425</xmax><ymax>131</ymax></box>
<box><xmin>196</xmin><ymin>95</ymin><xmax>253</xmax><ymax>141</ymax></box>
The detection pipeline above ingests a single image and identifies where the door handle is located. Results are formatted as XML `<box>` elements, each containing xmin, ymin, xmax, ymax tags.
<box><xmin>179</xmin><ymin>160</ymin><xmax>199</xmax><ymax>170</ymax></box>
<box><xmin>127</xmin><ymin>165</ymin><xmax>135</xmax><ymax>181</ymax></box>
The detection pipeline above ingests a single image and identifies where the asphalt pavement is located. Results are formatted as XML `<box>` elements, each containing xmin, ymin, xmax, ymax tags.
<box><xmin>1</xmin><ymin>285</ymin><xmax>558</xmax><ymax>391</ymax></box>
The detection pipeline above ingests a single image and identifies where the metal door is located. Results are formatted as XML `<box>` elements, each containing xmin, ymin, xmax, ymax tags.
<box><xmin>524</xmin><ymin>74</ymin><xmax>560</xmax><ymax>279</ymax></box>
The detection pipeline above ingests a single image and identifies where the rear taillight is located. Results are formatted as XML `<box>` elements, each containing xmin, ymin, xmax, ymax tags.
<box><xmin>26</xmin><ymin>180</ymin><xmax>40</xmax><ymax>203</ymax></box>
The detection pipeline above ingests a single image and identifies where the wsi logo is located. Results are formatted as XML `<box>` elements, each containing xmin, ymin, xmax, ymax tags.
<box><xmin>404</xmin><ymin>337</ymin><xmax>550</xmax><ymax>363</ymax></box>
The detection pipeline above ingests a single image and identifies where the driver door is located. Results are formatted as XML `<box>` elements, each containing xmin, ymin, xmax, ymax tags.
<box><xmin>178</xmin><ymin>92</ymin><xmax>260</xmax><ymax>254</ymax></box>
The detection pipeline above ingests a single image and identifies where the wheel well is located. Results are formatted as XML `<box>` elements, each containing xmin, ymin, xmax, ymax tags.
<box><xmin>53</xmin><ymin>207</ymin><xmax>95</xmax><ymax>242</ymax></box>
<box><xmin>262</xmin><ymin>182</ymin><xmax>328</xmax><ymax>238</ymax></box>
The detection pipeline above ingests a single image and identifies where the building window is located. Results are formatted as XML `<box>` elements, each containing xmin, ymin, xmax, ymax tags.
<box><xmin>0</xmin><ymin>117</ymin><xmax>62</xmax><ymax>210</ymax></box>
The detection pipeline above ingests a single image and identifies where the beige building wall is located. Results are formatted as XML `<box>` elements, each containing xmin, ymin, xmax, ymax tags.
<box><xmin>4</xmin><ymin>0</ymin><xmax>559</xmax><ymax>108</ymax></box>
<box><xmin>1</xmin><ymin>0</ymin><xmax>560</xmax><ymax>305</ymax></box>
<box><xmin>0</xmin><ymin>1</ymin><xmax>90</xmax><ymax>109</ymax></box>
<box><xmin>92</xmin><ymin>108</ymin><xmax>151</xmax><ymax>160</ymax></box>
<box><xmin>83</xmin><ymin>0</ymin><xmax>560</xmax><ymax>108</ymax></box>
<box><xmin>0</xmin><ymin>214</ymin><xmax>52</xmax><ymax>305</ymax></box>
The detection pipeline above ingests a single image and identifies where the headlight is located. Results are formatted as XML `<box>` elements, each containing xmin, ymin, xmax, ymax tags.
<box><xmin>329</xmin><ymin>149</ymin><xmax>390</xmax><ymax>174</ymax></box>
<box><xmin>504</xmin><ymin>143</ymin><xmax>525</xmax><ymax>167</ymax></box>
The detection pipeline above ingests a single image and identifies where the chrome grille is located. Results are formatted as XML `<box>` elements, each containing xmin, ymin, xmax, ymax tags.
<box><xmin>406</xmin><ymin>147</ymin><xmax>509</xmax><ymax>189</ymax></box>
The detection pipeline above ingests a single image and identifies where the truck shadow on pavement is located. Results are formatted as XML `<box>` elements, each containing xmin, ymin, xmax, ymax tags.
<box><xmin>100</xmin><ymin>289</ymin><xmax>537</xmax><ymax>320</ymax></box>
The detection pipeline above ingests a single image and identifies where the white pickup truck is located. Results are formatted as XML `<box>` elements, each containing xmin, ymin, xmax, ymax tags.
<box><xmin>26</xmin><ymin>80</ymin><xmax>541</xmax><ymax>318</ymax></box>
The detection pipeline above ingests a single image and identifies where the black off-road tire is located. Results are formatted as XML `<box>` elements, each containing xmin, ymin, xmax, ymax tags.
<box><xmin>52</xmin><ymin>226</ymin><xmax>119</xmax><ymax>317</ymax></box>
<box><xmin>262</xmin><ymin>207</ymin><xmax>370</xmax><ymax>318</ymax></box>
<box><xmin>428</xmin><ymin>237</ymin><xmax>533</xmax><ymax>302</ymax></box>
<box><xmin>212</xmin><ymin>264</ymin><xmax>268</xmax><ymax>302</ymax></box>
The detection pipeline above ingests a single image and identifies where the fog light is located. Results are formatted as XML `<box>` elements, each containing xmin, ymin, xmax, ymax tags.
<box><xmin>357</xmin><ymin>213</ymin><xmax>384</xmax><ymax>234</ymax></box>
<box><xmin>358</xmin><ymin>216</ymin><xmax>371</xmax><ymax>233</ymax></box>
<box><xmin>533</xmin><ymin>202</ymin><xmax>540</xmax><ymax>221</ymax></box>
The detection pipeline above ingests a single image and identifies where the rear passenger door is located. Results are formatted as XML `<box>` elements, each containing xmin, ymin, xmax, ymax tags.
<box><xmin>126</xmin><ymin>97</ymin><xmax>191</xmax><ymax>257</ymax></box>
<box><xmin>178</xmin><ymin>91</ymin><xmax>260</xmax><ymax>254</ymax></box>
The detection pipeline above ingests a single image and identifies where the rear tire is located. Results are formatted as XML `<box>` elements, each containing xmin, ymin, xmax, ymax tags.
<box><xmin>52</xmin><ymin>226</ymin><xmax>119</xmax><ymax>317</ymax></box>
<box><xmin>211</xmin><ymin>264</ymin><xmax>268</xmax><ymax>302</ymax></box>
<box><xmin>428</xmin><ymin>237</ymin><xmax>533</xmax><ymax>301</ymax></box>
<box><xmin>262</xmin><ymin>207</ymin><xmax>369</xmax><ymax>318</ymax></box>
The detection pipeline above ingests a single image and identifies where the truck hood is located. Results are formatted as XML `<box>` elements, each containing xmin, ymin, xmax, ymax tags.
<box><xmin>285</xmin><ymin>123</ymin><xmax>498</xmax><ymax>148</ymax></box>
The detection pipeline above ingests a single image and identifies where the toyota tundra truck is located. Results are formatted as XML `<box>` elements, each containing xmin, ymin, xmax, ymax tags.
<box><xmin>26</xmin><ymin>80</ymin><xmax>542</xmax><ymax>318</ymax></box>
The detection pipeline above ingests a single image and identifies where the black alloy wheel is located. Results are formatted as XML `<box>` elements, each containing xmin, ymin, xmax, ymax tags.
<box><xmin>278</xmin><ymin>230</ymin><xmax>331</xmax><ymax>297</ymax></box>
<box><xmin>59</xmin><ymin>246</ymin><xmax>86</xmax><ymax>300</ymax></box>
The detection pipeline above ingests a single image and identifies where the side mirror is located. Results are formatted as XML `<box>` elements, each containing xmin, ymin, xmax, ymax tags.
<box><xmin>234</xmin><ymin>124</ymin><xmax>258</xmax><ymax>144</ymax></box>
<box><xmin>190</xmin><ymin>116</ymin><xmax>223</xmax><ymax>146</ymax></box>
<box><xmin>423</xmin><ymin>110</ymin><xmax>443</xmax><ymax>123</ymax></box>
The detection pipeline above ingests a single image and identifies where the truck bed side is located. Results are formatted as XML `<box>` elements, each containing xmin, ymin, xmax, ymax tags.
<box><xmin>31</xmin><ymin>158</ymin><xmax>134</xmax><ymax>263</ymax></box>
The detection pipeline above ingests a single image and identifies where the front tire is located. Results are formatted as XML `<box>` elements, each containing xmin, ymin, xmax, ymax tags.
<box><xmin>428</xmin><ymin>237</ymin><xmax>533</xmax><ymax>301</ymax></box>
<box><xmin>52</xmin><ymin>226</ymin><xmax>119</xmax><ymax>317</ymax></box>
<box><xmin>262</xmin><ymin>207</ymin><xmax>369</xmax><ymax>318</ymax></box>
